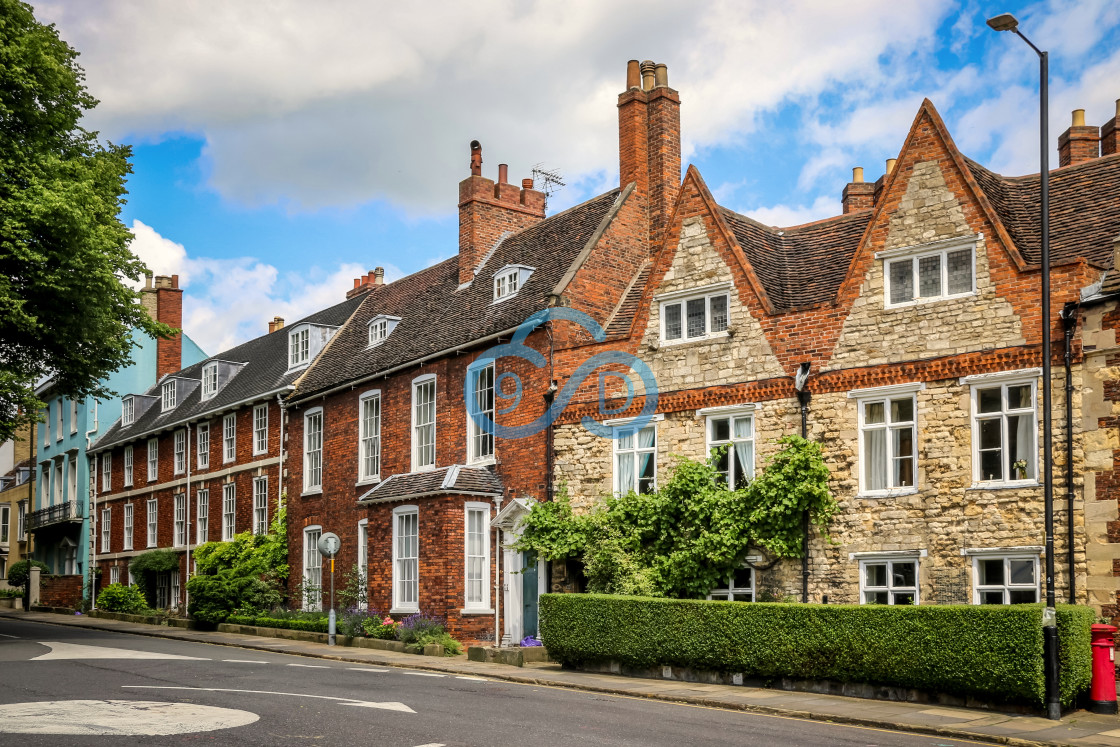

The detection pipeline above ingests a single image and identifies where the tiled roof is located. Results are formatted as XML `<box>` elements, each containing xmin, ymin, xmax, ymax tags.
<box><xmin>91</xmin><ymin>295</ymin><xmax>365</xmax><ymax>451</ymax></box>
<box><xmin>605</xmin><ymin>262</ymin><xmax>651</xmax><ymax>337</ymax></box>
<box><xmin>293</xmin><ymin>190</ymin><xmax>623</xmax><ymax>398</ymax></box>
<box><xmin>357</xmin><ymin>465</ymin><xmax>504</xmax><ymax>503</ymax></box>
<box><xmin>720</xmin><ymin>209</ymin><xmax>871</xmax><ymax>310</ymax></box>
<box><xmin>965</xmin><ymin>154</ymin><xmax>1120</xmax><ymax>269</ymax></box>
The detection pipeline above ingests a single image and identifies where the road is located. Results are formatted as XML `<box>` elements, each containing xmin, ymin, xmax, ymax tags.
<box><xmin>0</xmin><ymin>617</ymin><xmax>983</xmax><ymax>746</ymax></box>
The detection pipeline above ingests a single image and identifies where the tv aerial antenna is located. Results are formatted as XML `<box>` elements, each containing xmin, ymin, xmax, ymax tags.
<box><xmin>531</xmin><ymin>164</ymin><xmax>565</xmax><ymax>209</ymax></box>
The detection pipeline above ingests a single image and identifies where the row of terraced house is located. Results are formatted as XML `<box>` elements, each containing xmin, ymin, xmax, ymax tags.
<box><xmin>65</xmin><ymin>60</ymin><xmax>1120</xmax><ymax>644</ymax></box>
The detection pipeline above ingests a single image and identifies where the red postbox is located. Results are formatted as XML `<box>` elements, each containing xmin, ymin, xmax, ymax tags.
<box><xmin>1090</xmin><ymin>624</ymin><xmax>1118</xmax><ymax>714</ymax></box>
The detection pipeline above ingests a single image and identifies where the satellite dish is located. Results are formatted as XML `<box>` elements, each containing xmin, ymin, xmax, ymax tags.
<box><xmin>794</xmin><ymin>362</ymin><xmax>811</xmax><ymax>392</ymax></box>
<box><xmin>317</xmin><ymin>532</ymin><xmax>341</xmax><ymax>559</ymax></box>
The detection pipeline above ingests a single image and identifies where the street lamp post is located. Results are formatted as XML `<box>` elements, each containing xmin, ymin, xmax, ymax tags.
<box><xmin>987</xmin><ymin>12</ymin><xmax>1060</xmax><ymax>721</ymax></box>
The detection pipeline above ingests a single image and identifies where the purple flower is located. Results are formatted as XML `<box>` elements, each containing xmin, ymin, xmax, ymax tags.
<box><xmin>520</xmin><ymin>635</ymin><xmax>542</xmax><ymax>647</ymax></box>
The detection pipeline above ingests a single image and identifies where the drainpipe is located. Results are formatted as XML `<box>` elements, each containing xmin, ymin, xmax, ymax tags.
<box><xmin>85</xmin><ymin>399</ymin><xmax>99</xmax><ymax>606</ymax></box>
<box><xmin>493</xmin><ymin>495</ymin><xmax>504</xmax><ymax>647</ymax></box>
<box><xmin>1060</xmin><ymin>302</ymin><xmax>1078</xmax><ymax>605</ymax></box>
<box><xmin>794</xmin><ymin>363</ymin><xmax>811</xmax><ymax>603</ymax></box>
<box><xmin>184</xmin><ymin>422</ymin><xmax>192</xmax><ymax>612</ymax></box>
<box><xmin>277</xmin><ymin>388</ymin><xmax>294</xmax><ymax>512</ymax></box>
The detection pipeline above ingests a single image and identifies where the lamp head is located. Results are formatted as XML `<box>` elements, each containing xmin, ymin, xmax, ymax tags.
<box><xmin>794</xmin><ymin>362</ymin><xmax>811</xmax><ymax>392</ymax></box>
<box><xmin>986</xmin><ymin>13</ymin><xmax>1019</xmax><ymax>32</ymax></box>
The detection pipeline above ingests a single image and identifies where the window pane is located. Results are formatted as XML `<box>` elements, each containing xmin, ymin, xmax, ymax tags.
<box><xmin>977</xmin><ymin>387</ymin><xmax>1002</xmax><ymax>413</ymax></box>
<box><xmin>664</xmin><ymin>304</ymin><xmax>682</xmax><ymax>340</ymax></box>
<box><xmin>864</xmin><ymin>401</ymin><xmax>885</xmax><ymax>425</ymax></box>
<box><xmin>1008</xmin><ymin>589</ymin><xmax>1038</xmax><ymax>604</ymax></box>
<box><xmin>893</xmin><ymin>425</ymin><xmax>914</xmax><ymax>458</ymax></box>
<box><xmin>713</xmin><ymin>447</ymin><xmax>729</xmax><ymax>483</ymax></box>
<box><xmin>978</xmin><ymin>418</ymin><xmax>1001</xmax><ymax>450</ymax></box>
<box><xmin>1009</xmin><ymin>559</ymin><xmax>1035</xmax><ymax>585</ymax></box>
<box><xmin>892</xmin><ymin>562</ymin><xmax>916</xmax><ymax>588</ymax></box>
<box><xmin>892</xmin><ymin>591</ymin><xmax>916</xmax><ymax>605</ymax></box>
<box><xmin>980</xmin><ymin>449</ymin><xmax>1002</xmax><ymax>481</ymax></box>
<box><xmin>732</xmin><ymin>443</ymin><xmax>752</xmax><ymax>489</ymax></box>
<box><xmin>638</xmin><ymin>427</ymin><xmax>656</xmax><ymax>449</ymax></box>
<box><xmin>947</xmin><ymin>249</ymin><xmax>972</xmax><ymax>294</ymax></box>
<box><xmin>1007</xmin><ymin>385</ymin><xmax>1032</xmax><ymax>410</ymax></box>
<box><xmin>731</xmin><ymin>592</ymin><xmax>754</xmax><ymax>602</ymax></box>
<box><xmin>618</xmin><ymin>430</ymin><xmax>634</xmax><ymax>450</ymax></box>
<box><xmin>1007</xmin><ymin>414</ymin><xmax>1035</xmax><ymax>479</ymax></box>
<box><xmin>889</xmin><ymin>259</ymin><xmax>913</xmax><ymax>304</ymax></box>
<box><xmin>686</xmin><ymin>298</ymin><xmax>706</xmax><ymax>338</ymax></box>
<box><xmin>710</xmin><ymin>295</ymin><xmax>728</xmax><ymax>333</ymax></box>
<box><xmin>978</xmin><ymin>558</ymin><xmax>1004</xmax><ymax>586</ymax></box>
<box><xmin>731</xmin><ymin>567</ymin><xmax>752</xmax><ymax>589</ymax></box>
<box><xmin>864</xmin><ymin>563</ymin><xmax>886</xmax><ymax>587</ymax></box>
<box><xmin>918</xmin><ymin>254</ymin><xmax>941</xmax><ymax>297</ymax></box>
<box><xmin>864</xmin><ymin>429</ymin><xmax>887</xmax><ymax>491</ymax></box>
<box><xmin>889</xmin><ymin>397</ymin><xmax>913</xmax><ymax>423</ymax></box>
<box><xmin>864</xmin><ymin>590</ymin><xmax>889</xmax><ymax>604</ymax></box>
<box><xmin>617</xmin><ymin>452</ymin><xmax>635</xmax><ymax>493</ymax></box>
<box><xmin>980</xmin><ymin>590</ymin><xmax>1005</xmax><ymax>604</ymax></box>
<box><xmin>711</xmin><ymin>417</ymin><xmax>730</xmax><ymax>442</ymax></box>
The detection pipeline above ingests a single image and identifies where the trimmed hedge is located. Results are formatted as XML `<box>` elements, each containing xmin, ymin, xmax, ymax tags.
<box><xmin>539</xmin><ymin>594</ymin><xmax>1093</xmax><ymax>707</ymax></box>
<box><xmin>225</xmin><ymin>615</ymin><xmax>329</xmax><ymax>633</ymax></box>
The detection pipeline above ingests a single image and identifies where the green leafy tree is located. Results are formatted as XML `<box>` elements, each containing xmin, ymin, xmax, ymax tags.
<box><xmin>516</xmin><ymin>435</ymin><xmax>837</xmax><ymax>599</ymax></box>
<box><xmin>0</xmin><ymin>0</ymin><xmax>171</xmax><ymax>441</ymax></box>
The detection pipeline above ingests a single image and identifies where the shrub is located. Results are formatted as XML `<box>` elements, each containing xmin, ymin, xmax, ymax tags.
<box><xmin>361</xmin><ymin>615</ymin><xmax>400</xmax><ymax>640</ymax></box>
<box><xmin>0</xmin><ymin>588</ymin><xmax>24</xmax><ymax>598</ymax></box>
<box><xmin>396</xmin><ymin>612</ymin><xmax>445</xmax><ymax>645</ymax></box>
<box><xmin>539</xmin><ymin>594</ymin><xmax>1093</xmax><ymax>708</ymax></box>
<box><xmin>96</xmin><ymin>583</ymin><xmax>148</xmax><ymax>613</ymax></box>
<box><xmin>224</xmin><ymin>614</ymin><xmax>328</xmax><ymax>633</ymax></box>
<box><xmin>6</xmin><ymin>560</ymin><xmax>50</xmax><ymax>589</ymax></box>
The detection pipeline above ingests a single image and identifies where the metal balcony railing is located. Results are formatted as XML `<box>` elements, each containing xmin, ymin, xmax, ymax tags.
<box><xmin>26</xmin><ymin>501</ymin><xmax>81</xmax><ymax>531</ymax></box>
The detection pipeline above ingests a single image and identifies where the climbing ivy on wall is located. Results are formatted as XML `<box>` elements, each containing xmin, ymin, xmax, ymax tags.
<box><xmin>515</xmin><ymin>435</ymin><xmax>837</xmax><ymax>599</ymax></box>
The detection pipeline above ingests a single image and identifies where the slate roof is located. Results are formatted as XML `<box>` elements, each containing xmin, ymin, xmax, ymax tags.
<box><xmin>964</xmin><ymin>153</ymin><xmax>1120</xmax><ymax>269</ymax></box>
<box><xmin>91</xmin><ymin>295</ymin><xmax>365</xmax><ymax>451</ymax></box>
<box><xmin>357</xmin><ymin>465</ymin><xmax>504</xmax><ymax>504</ymax></box>
<box><xmin>292</xmin><ymin>189</ymin><xmax>623</xmax><ymax>399</ymax></box>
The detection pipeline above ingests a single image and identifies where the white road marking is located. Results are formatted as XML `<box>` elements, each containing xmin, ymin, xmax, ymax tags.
<box><xmin>224</xmin><ymin>660</ymin><xmax>270</xmax><ymax>664</ymax></box>
<box><xmin>0</xmin><ymin>632</ymin><xmax>20</xmax><ymax>638</ymax></box>
<box><xmin>455</xmin><ymin>676</ymin><xmax>487</xmax><ymax>681</ymax></box>
<box><xmin>122</xmin><ymin>686</ymin><xmax>415</xmax><ymax>714</ymax></box>
<box><xmin>0</xmin><ymin>700</ymin><xmax>258</xmax><ymax>735</ymax></box>
<box><xmin>31</xmin><ymin>642</ymin><xmax>207</xmax><ymax>662</ymax></box>
<box><xmin>348</xmin><ymin>667</ymin><xmax>390</xmax><ymax>672</ymax></box>
<box><xmin>413</xmin><ymin>743</ymin><xmax>446</xmax><ymax>747</ymax></box>
<box><xmin>287</xmin><ymin>663</ymin><xmax>328</xmax><ymax>668</ymax></box>
<box><xmin>403</xmin><ymin>672</ymin><xmax>445</xmax><ymax>677</ymax></box>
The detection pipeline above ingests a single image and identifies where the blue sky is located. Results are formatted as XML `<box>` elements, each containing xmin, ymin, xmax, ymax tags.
<box><xmin>38</xmin><ymin>0</ymin><xmax>1120</xmax><ymax>354</ymax></box>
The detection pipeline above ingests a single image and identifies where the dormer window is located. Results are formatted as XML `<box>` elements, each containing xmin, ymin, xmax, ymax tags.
<box><xmin>289</xmin><ymin>327</ymin><xmax>310</xmax><ymax>368</ymax></box>
<box><xmin>122</xmin><ymin>396</ymin><xmax>135</xmax><ymax>426</ymax></box>
<box><xmin>161</xmin><ymin>380</ymin><xmax>177</xmax><ymax>411</ymax></box>
<box><xmin>202</xmin><ymin>362</ymin><xmax>218</xmax><ymax>400</ymax></box>
<box><xmin>880</xmin><ymin>236</ymin><xmax>976</xmax><ymax>308</ymax></box>
<box><xmin>493</xmin><ymin>265</ymin><xmax>534</xmax><ymax>302</ymax></box>
<box><xmin>367</xmin><ymin>315</ymin><xmax>401</xmax><ymax>347</ymax></box>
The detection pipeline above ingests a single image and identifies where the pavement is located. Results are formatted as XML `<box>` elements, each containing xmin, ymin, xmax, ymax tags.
<box><xmin>2</xmin><ymin>608</ymin><xmax>1119</xmax><ymax>746</ymax></box>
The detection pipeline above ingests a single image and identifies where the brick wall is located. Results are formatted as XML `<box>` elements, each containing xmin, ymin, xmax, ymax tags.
<box><xmin>40</xmin><ymin>574</ymin><xmax>83</xmax><ymax>609</ymax></box>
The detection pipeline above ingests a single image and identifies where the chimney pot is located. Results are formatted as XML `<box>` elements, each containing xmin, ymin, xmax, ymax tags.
<box><xmin>171</xmin><ymin>274</ymin><xmax>179</xmax><ymax>288</ymax></box>
<box><xmin>626</xmin><ymin>60</ymin><xmax>640</xmax><ymax>90</ymax></box>
<box><xmin>498</xmin><ymin>163</ymin><xmax>508</xmax><ymax>184</ymax></box>
<box><xmin>1059</xmin><ymin>110</ymin><xmax>1101</xmax><ymax>166</ymax></box>
<box><xmin>852</xmin><ymin>166</ymin><xmax>864</xmax><ymax>183</ymax></box>
<box><xmin>654</xmin><ymin>63</ymin><xmax>668</xmax><ymax>88</ymax></box>
<box><xmin>1073</xmin><ymin>108</ymin><xmax>1086</xmax><ymax>127</ymax></box>
<box><xmin>522</xmin><ymin>178</ymin><xmax>534</xmax><ymax>190</ymax></box>
<box><xmin>640</xmin><ymin>60</ymin><xmax>656</xmax><ymax>92</ymax></box>
<box><xmin>373</xmin><ymin>267</ymin><xmax>385</xmax><ymax>285</ymax></box>
<box><xmin>885</xmin><ymin>158</ymin><xmax>897</xmax><ymax>175</ymax></box>
<box><xmin>144</xmin><ymin>272</ymin><xmax>153</xmax><ymax>290</ymax></box>
<box><xmin>1102</xmin><ymin>99</ymin><xmax>1120</xmax><ymax>156</ymax></box>
<box><xmin>352</xmin><ymin>278</ymin><xmax>360</xmax><ymax>289</ymax></box>
<box><xmin>470</xmin><ymin>140</ymin><xmax>482</xmax><ymax>176</ymax></box>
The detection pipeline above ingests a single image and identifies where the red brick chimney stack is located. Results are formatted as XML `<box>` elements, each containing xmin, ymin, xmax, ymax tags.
<box><xmin>618</xmin><ymin>59</ymin><xmax>681</xmax><ymax>252</ymax></box>
<box><xmin>140</xmin><ymin>274</ymin><xmax>183</xmax><ymax>379</ymax></box>
<box><xmin>842</xmin><ymin>167</ymin><xmax>875</xmax><ymax>213</ymax></box>
<box><xmin>1101</xmin><ymin>99</ymin><xmax>1120</xmax><ymax>157</ymax></box>
<box><xmin>1058</xmin><ymin>108</ymin><xmax>1100</xmax><ymax>167</ymax></box>
<box><xmin>346</xmin><ymin>267</ymin><xmax>387</xmax><ymax>299</ymax></box>
<box><xmin>457</xmin><ymin>141</ymin><xmax>546</xmax><ymax>286</ymax></box>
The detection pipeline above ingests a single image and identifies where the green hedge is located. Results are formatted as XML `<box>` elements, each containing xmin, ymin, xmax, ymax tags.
<box><xmin>226</xmin><ymin>615</ymin><xmax>329</xmax><ymax>633</ymax></box>
<box><xmin>539</xmin><ymin>594</ymin><xmax>1093</xmax><ymax>707</ymax></box>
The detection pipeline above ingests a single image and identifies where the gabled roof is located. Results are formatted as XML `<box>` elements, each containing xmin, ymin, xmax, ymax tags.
<box><xmin>91</xmin><ymin>295</ymin><xmax>364</xmax><ymax>451</ymax></box>
<box><xmin>357</xmin><ymin>465</ymin><xmax>503</xmax><ymax>503</ymax></box>
<box><xmin>292</xmin><ymin>189</ymin><xmax>624</xmax><ymax>399</ymax></box>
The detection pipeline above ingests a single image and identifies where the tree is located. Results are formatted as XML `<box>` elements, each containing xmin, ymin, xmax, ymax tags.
<box><xmin>0</xmin><ymin>0</ymin><xmax>171</xmax><ymax>442</ymax></box>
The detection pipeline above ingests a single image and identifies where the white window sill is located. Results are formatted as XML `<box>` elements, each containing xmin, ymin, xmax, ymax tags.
<box><xmin>467</xmin><ymin>457</ymin><xmax>496</xmax><ymax>468</ymax></box>
<box><xmin>223</xmin><ymin>459</ymin><xmax>235</xmax><ymax>465</ymax></box>
<box><xmin>968</xmin><ymin>481</ymin><xmax>1040</xmax><ymax>491</ymax></box>
<box><xmin>658</xmin><ymin>330</ymin><xmax>730</xmax><ymax>348</ymax></box>
<box><xmin>460</xmin><ymin>608</ymin><xmax>494</xmax><ymax>615</ymax></box>
<box><xmin>856</xmin><ymin>487</ymin><xmax>919</xmax><ymax>499</ymax></box>
<box><xmin>411</xmin><ymin>465</ymin><xmax>436</xmax><ymax>474</ymax></box>
<box><xmin>301</xmin><ymin>489</ymin><xmax>323</xmax><ymax>497</ymax></box>
<box><xmin>884</xmin><ymin>291</ymin><xmax>976</xmax><ymax>310</ymax></box>
<box><xmin>355</xmin><ymin>477</ymin><xmax>381</xmax><ymax>487</ymax></box>
<box><xmin>124</xmin><ymin>483</ymin><xmax>133</xmax><ymax>489</ymax></box>
<box><xmin>252</xmin><ymin>450</ymin><xmax>267</xmax><ymax>457</ymax></box>
<box><xmin>390</xmin><ymin>607</ymin><xmax>419</xmax><ymax>615</ymax></box>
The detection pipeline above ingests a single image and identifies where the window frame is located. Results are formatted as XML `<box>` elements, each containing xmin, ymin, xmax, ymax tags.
<box><xmin>857</xmin><ymin>556</ymin><xmax>921</xmax><ymax>605</ymax></box>
<box><xmin>411</xmin><ymin>375</ymin><xmax>436</xmax><ymax>472</ymax></box>
<box><xmin>122</xmin><ymin>396</ymin><xmax>135</xmax><ymax>426</ymax></box>
<box><xmin>967</xmin><ymin>550</ymin><xmax>1041</xmax><ymax>605</ymax></box>
<box><xmin>147</xmin><ymin>438</ymin><xmax>158</xmax><ymax>481</ymax></box>
<box><xmin>253</xmin><ymin>404</ymin><xmax>268</xmax><ymax>455</ymax></box>
<box><xmin>302</xmin><ymin>525</ymin><xmax>323</xmax><ymax>611</ymax></box>
<box><xmin>201</xmin><ymin>362</ymin><xmax>219</xmax><ymax>400</ymax></box>
<box><xmin>392</xmin><ymin>505</ymin><xmax>420</xmax><ymax>613</ymax></box>
<box><xmin>146</xmin><ymin>498</ymin><xmax>158</xmax><ymax>548</ymax></box>
<box><xmin>196</xmin><ymin>489</ymin><xmax>209</xmax><ymax>544</ymax></box>
<box><xmin>101</xmin><ymin>453</ymin><xmax>111</xmax><ymax>492</ymax></box>
<box><xmin>252</xmin><ymin>476</ymin><xmax>268</xmax><ymax>535</ymax></box>
<box><xmin>966</xmin><ymin>371</ymin><xmax>1039</xmax><ymax>487</ymax></box>
<box><xmin>850</xmin><ymin>383</ymin><xmax>923</xmax><ymax>497</ymax></box>
<box><xmin>366</xmin><ymin>315</ymin><xmax>401</xmax><ymax>347</ymax></box>
<box><xmin>100</xmin><ymin>507</ymin><xmax>111</xmax><ymax>552</ymax></box>
<box><xmin>288</xmin><ymin>326</ymin><xmax>311</xmax><ymax>369</ymax></box>
<box><xmin>880</xmin><ymin>236</ymin><xmax>977</xmax><ymax>308</ymax></box>
<box><xmin>612</xmin><ymin>421</ymin><xmax>658</xmax><ymax>495</ymax></box>
<box><xmin>356</xmin><ymin>518</ymin><xmax>369</xmax><ymax>610</ymax></box>
<box><xmin>110</xmin><ymin>565</ymin><xmax>120</xmax><ymax>585</ymax></box>
<box><xmin>657</xmin><ymin>285</ymin><xmax>731</xmax><ymax>345</ymax></box>
<box><xmin>123</xmin><ymin>503</ymin><xmax>133</xmax><ymax>551</ymax></box>
<box><xmin>173</xmin><ymin>493</ymin><xmax>187</xmax><ymax>547</ymax></box>
<box><xmin>223</xmin><ymin>413</ymin><xmax>237</xmax><ymax>463</ymax></box>
<box><xmin>358</xmin><ymin>391</ymin><xmax>381</xmax><ymax>483</ymax></box>
<box><xmin>123</xmin><ymin>445</ymin><xmax>133</xmax><ymax>487</ymax></box>
<box><xmin>467</xmin><ymin>363</ymin><xmax>496</xmax><ymax>465</ymax></box>
<box><xmin>702</xmin><ymin>406</ymin><xmax>755</xmax><ymax>489</ymax></box>
<box><xmin>222</xmin><ymin>483</ymin><xmax>236</xmax><ymax>541</ymax></box>
<box><xmin>161</xmin><ymin>380</ymin><xmax>177</xmax><ymax>411</ymax></box>
<box><xmin>303</xmin><ymin>407</ymin><xmax>324</xmax><ymax>493</ymax></box>
<box><xmin>707</xmin><ymin>565</ymin><xmax>756</xmax><ymax>602</ymax></box>
<box><xmin>55</xmin><ymin>399</ymin><xmax>62</xmax><ymax>441</ymax></box>
<box><xmin>197</xmin><ymin>422</ymin><xmax>210</xmax><ymax>470</ymax></box>
<box><xmin>70</xmin><ymin>398</ymin><xmax>78</xmax><ymax>434</ymax></box>
<box><xmin>174</xmin><ymin>429</ymin><xmax>187</xmax><ymax>475</ymax></box>
<box><xmin>463</xmin><ymin>502</ymin><xmax>491</xmax><ymax>611</ymax></box>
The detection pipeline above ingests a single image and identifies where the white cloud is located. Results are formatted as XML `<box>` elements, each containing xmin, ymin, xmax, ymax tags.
<box><xmin>128</xmin><ymin>220</ymin><xmax>399</xmax><ymax>353</ymax></box>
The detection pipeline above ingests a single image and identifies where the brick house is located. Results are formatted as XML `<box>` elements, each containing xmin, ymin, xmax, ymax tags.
<box><xmin>88</xmin><ymin>298</ymin><xmax>363</xmax><ymax>608</ymax></box>
<box><xmin>551</xmin><ymin>80</ymin><xmax>1120</xmax><ymax>614</ymax></box>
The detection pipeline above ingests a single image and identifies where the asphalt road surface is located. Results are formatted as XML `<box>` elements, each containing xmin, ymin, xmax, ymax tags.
<box><xmin>0</xmin><ymin>617</ymin><xmax>984</xmax><ymax>746</ymax></box>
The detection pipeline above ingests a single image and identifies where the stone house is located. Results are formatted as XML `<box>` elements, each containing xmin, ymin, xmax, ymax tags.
<box><xmin>88</xmin><ymin>298</ymin><xmax>362</xmax><ymax>609</ymax></box>
<box><xmin>549</xmin><ymin>76</ymin><xmax>1120</xmax><ymax>612</ymax></box>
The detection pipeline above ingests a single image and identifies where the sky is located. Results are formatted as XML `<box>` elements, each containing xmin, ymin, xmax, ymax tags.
<box><xmin>34</xmin><ymin>0</ymin><xmax>1120</xmax><ymax>355</ymax></box>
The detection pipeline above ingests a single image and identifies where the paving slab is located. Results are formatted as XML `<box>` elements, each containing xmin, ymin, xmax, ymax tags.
<box><xmin>3</xmin><ymin>608</ymin><xmax>1119</xmax><ymax>747</ymax></box>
